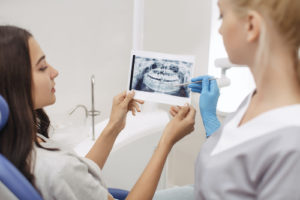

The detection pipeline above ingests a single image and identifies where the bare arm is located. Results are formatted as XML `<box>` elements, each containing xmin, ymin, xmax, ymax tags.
<box><xmin>85</xmin><ymin>91</ymin><xmax>144</xmax><ymax>169</ymax></box>
<box><xmin>85</xmin><ymin>123</ymin><xmax>119</xmax><ymax>169</ymax></box>
<box><xmin>125</xmin><ymin>140</ymin><xmax>172</xmax><ymax>200</ymax></box>
<box><xmin>108</xmin><ymin>194</ymin><xmax>115</xmax><ymax>200</ymax></box>
<box><xmin>126</xmin><ymin>105</ymin><xmax>196</xmax><ymax>200</ymax></box>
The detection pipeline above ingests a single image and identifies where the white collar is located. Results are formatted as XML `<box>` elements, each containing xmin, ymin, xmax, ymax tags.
<box><xmin>211</xmin><ymin>92</ymin><xmax>300</xmax><ymax>156</ymax></box>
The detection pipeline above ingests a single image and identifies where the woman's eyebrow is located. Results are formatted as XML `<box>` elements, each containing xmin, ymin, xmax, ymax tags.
<box><xmin>36</xmin><ymin>55</ymin><xmax>45</xmax><ymax>66</ymax></box>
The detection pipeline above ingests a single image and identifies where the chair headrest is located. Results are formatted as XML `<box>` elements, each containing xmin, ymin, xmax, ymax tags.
<box><xmin>0</xmin><ymin>95</ymin><xmax>9</xmax><ymax>131</ymax></box>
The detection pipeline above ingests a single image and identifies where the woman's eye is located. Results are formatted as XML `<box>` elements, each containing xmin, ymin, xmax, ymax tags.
<box><xmin>39</xmin><ymin>66</ymin><xmax>48</xmax><ymax>71</ymax></box>
<box><xmin>218</xmin><ymin>14</ymin><xmax>223</xmax><ymax>20</ymax></box>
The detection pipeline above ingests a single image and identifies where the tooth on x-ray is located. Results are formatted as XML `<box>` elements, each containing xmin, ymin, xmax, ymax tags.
<box><xmin>128</xmin><ymin>51</ymin><xmax>195</xmax><ymax>105</ymax></box>
<box><xmin>131</xmin><ymin>56</ymin><xmax>192</xmax><ymax>97</ymax></box>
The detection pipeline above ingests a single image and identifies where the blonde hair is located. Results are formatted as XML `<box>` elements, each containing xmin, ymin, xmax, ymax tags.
<box><xmin>228</xmin><ymin>0</ymin><xmax>300</xmax><ymax>78</ymax></box>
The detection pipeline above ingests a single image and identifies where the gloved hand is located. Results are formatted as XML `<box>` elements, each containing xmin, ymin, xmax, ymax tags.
<box><xmin>188</xmin><ymin>76</ymin><xmax>221</xmax><ymax>137</ymax></box>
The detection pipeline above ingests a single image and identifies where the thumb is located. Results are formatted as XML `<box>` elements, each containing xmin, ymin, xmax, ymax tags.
<box><xmin>210</xmin><ymin>79</ymin><xmax>219</xmax><ymax>95</ymax></box>
<box><xmin>122</xmin><ymin>90</ymin><xmax>135</xmax><ymax>106</ymax></box>
<box><xmin>176</xmin><ymin>105</ymin><xmax>190</xmax><ymax>120</ymax></box>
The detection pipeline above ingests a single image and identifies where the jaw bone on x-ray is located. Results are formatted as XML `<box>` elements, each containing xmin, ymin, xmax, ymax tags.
<box><xmin>128</xmin><ymin>50</ymin><xmax>195</xmax><ymax>106</ymax></box>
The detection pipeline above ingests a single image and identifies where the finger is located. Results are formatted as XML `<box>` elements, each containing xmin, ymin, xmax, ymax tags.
<box><xmin>130</xmin><ymin>101</ymin><xmax>141</xmax><ymax>112</ymax></box>
<box><xmin>188</xmin><ymin>83</ymin><xmax>202</xmax><ymax>88</ymax></box>
<box><xmin>201</xmin><ymin>77</ymin><xmax>209</xmax><ymax>93</ymax></box>
<box><xmin>210</xmin><ymin>79</ymin><xmax>219</xmax><ymax>94</ymax></box>
<box><xmin>191</xmin><ymin>76</ymin><xmax>205</xmax><ymax>82</ymax></box>
<box><xmin>169</xmin><ymin>109</ymin><xmax>177</xmax><ymax>117</ymax></box>
<box><xmin>191</xmin><ymin>75</ymin><xmax>214</xmax><ymax>82</ymax></box>
<box><xmin>170</xmin><ymin>106</ymin><xmax>179</xmax><ymax>113</ymax></box>
<box><xmin>186</xmin><ymin>105</ymin><xmax>196</xmax><ymax>121</ymax></box>
<box><xmin>191</xmin><ymin>88</ymin><xmax>202</xmax><ymax>93</ymax></box>
<box><xmin>122</xmin><ymin>90</ymin><xmax>135</xmax><ymax>106</ymax></box>
<box><xmin>188</xmin><ymin>83</ymin><xmax>202</xmax><ymax>93</ymax></box>
<box><xmin>130</xmin><ymin>107</ymin><xmax>136</xmax><ymax>116</ymax></box>
<box><xmin>176</xmin><ymin>105</ymin><xmax>190</xmax><ymax>120</ymax></box>
<box><xmin>134</xmin><ymin>99</ymin><xmax>144</xmax><ymax>105</ymax></box>
<box><xmin>169</xmin><ymin>106</ymin><xmax>178</xmax><ymax>116</ymax></box>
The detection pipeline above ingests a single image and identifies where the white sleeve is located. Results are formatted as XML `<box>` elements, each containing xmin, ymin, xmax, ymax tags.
<box><xmin>51</xmin><ymin>156</ymin><xmax>109</xmax><ymax>200</ymax></box>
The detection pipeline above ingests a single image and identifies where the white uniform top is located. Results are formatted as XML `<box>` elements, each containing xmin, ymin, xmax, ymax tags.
<box><xmin>195</xmin><ymin>92</ymin><xmax>300</xmax><ymax>200</ymax></box>
<box><xmin>34</xmin><ymin>134</ymin><xmax>109</xmax><ymax>200</ymax></box>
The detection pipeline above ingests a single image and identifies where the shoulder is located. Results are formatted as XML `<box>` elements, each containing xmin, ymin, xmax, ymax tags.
<box><xmin>34</xmin><ymin>147</ymin><xmax>108</xmax><ymax>200</ymax></box>
<box><xmin>239</xmin><ymin>126</ymin><xmax>300</xmax><ymax>156</ymax></box>
<box><xmin>34</xmin><ymin>146</ymin><xmax>103</xmax><ymax>181</ymax></box>
<box><xmin>263</xmin><ymin>126</ymin><xmax>300</xmax><ymax>153</ymax></box>
<box><xmin>35</xmin><ymin>146</ymin><xmax>81</xmax><ymax>170</ymax></box>
<box><xmin>34</xmin><ymin>146</ymin><xmax>87</xmax><ymax>190</ymax></box>
<box><xmin>255</xmin><ymin>127</ymin><xmax>300</xmax><ymax>198</ymax></box>
<box><xmin>244</xmin><ymin>126</ymin><xmax>300</xmax><ymax>171</ymax></box>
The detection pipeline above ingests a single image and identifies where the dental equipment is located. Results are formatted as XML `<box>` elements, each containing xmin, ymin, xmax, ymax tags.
<box><xmin>173</xmin><ymin>78</ymin><xmax>216</xmax><ymax>87</ymax></box>
<box><xmin>174</xmin><ymin>76</ymin><xmax>230</xmax><ymax>88</ymax></box>
<box><xmin>173</xmin><ymin>77</ymin><xmax>230</xmax><ymax>88</ymax></box>
<box><xmin>174</xmin><ymin>58</ymin><xmax>233</xmax><ymax>88</ymax></box>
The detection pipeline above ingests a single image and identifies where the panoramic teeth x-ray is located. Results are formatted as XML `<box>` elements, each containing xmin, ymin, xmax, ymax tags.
<box><xmin>128</xmin><ymin>51</ymin><xmax>195</xmax><ymax>105</ymax></box>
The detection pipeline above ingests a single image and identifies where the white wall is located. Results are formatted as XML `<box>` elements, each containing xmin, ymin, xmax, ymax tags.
<box><xmin>0</xmin><ymin>0</ymin><xmax>212</xmax><ymax>187</ymax></box>
<box><xmin>143</xmin><ymin>0</ymin><xmax>212</xmax><ymax>186</ymax></box>
<box><xmin>0</xmin><ymin>0</ymin><xmax>133</xmax><ymax>124</ymax></box>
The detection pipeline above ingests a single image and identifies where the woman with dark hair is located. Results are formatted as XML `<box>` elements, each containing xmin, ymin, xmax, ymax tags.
<box><xmin>0</xmin><ymin>25</ymin><xmax>196</xmax><ymax>200</ymax></box>
<box><xmin>0</xmin><ymin>26</ymin><xmax>37</xmax><ymax>187</ymax></box>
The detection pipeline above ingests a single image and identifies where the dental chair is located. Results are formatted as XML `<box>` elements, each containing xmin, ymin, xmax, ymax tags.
<box><xmin>0</xmin><ymin>95</ymin><xmax>43</xmax><ymax>200</ymax></box>
<box><xmin>108</xmin><ymin>188</ymin><xmax>129</xmax><ymax>200</ymax></box>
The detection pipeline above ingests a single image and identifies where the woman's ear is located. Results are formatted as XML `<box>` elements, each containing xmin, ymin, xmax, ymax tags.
<box><xmin>245</xmin><ymin>11</ymin><xmax>262</xmax><ymax>43</ymax></box>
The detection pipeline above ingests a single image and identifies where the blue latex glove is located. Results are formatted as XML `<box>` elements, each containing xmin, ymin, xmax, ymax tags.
<box><xmin>188</xmin><ymin>76</ymin><xmax>220</xmax><ymax>137</ymax></box>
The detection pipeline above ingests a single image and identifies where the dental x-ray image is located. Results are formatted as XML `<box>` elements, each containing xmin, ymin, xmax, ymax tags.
<box><xmin>128</xmin><ymin>50</ymin><xmax>195</xmax><ymax>105</ymax></box>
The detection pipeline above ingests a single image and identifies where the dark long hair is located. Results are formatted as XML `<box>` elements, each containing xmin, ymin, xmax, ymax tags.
<box><xmin>0</xmin><ymin>25</ymin><xmax>51</xmax><ymax>188</ymax></box>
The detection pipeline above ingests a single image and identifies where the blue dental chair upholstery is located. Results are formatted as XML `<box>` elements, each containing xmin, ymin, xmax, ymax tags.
<box><xmin>0</xmin><ymin>95</ymin><xmax>43</xmax><ymax>200</ymax></box>
<box><xmin>0</xmin><ymin>154</ymin><xmax>43</xmax><ymax>200</ymax></box>
<box><xmin>0</xmin><ymin>95</ymin><xmax>9</xmax><ymax>131</ymax></box>
<box><xmin>108</xmin><ymin>188</ymin><xmax>129</xmax><ymax>200</ymax></box>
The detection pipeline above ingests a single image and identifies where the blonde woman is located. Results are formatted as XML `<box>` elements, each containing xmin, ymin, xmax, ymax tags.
<box><xmin>188</xmin><ymin>0</ymin><xmax>300</xmax><ymax>199</ymax></box>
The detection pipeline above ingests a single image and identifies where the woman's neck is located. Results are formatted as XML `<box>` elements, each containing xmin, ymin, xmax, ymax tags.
<box><xmin>251</xmin><ymin>46</ymin><xmax>300</xmax><ymax>107</ymax></box>
<box><xmin>239</xmin><ymin>47</ymin><xmax>300</xmax><ymax>126</ymax></box>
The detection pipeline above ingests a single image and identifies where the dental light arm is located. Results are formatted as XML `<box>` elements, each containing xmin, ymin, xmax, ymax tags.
<box><xmin>215</xmin><ymin>58</ymin><xmax>232</xmax><ymax>88</ymax></box>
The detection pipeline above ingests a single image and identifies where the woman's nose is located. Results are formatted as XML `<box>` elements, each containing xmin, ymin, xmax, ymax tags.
<box><xmin>50</xmin><ymin>66</ymin><xmax>59</xmax><ymax>79</ymax></box>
